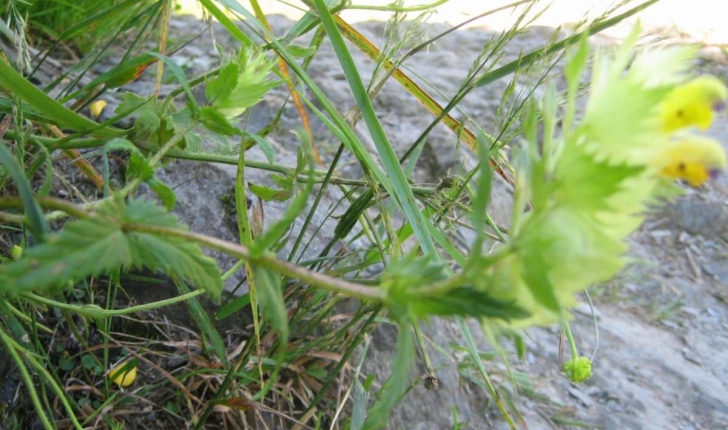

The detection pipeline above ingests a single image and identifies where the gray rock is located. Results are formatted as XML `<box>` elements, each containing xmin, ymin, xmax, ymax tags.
<box><xmin>568</xmin><ymin>386</ymin><xmax>594</xmax><ymax>408</ymax></box>
<box><xmin>667</xmin><ymin>199</ymin><xmax>728</xmax><ymax>240</ymax></box>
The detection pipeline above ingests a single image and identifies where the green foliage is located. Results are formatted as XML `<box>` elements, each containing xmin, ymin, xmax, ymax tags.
<box><xmin>554</xmin><ymin>143</ymin><xmax>645</xmax><ymax>211</ymax></box>
<box><xmin>118</xmin><ymin>94</ymin><xmax>200</xmax><ymax>151</ymax></box>
<box><xmin>0</xmin><ymin>198</ymin><xmax>222</xmax><ymax>298</ymax></box>
<box><xmin>105</xmin><ymin>137</ymin><xmax>176</xmax><ymax>210</ymax></box>
<box><xmin>254</xmin><ymin>266</ymin><xmax>288</xmax><ymax>343</ymax></box>
<box><xmin>0</xmin><ymin>0</ymin><xmax>710</xmax><ymax>428</ymax></box>
<box><xmin>474</xmin><ymin>24</ymin><xmax>726</xmax><ymax>330</ymax></box>
<box><xmin>206</xmin><ymin>47</ymin><xmax>279</xmax><ymax>119</ymax></box>
<box><xmin>9</xmin><ymin>0</ymin><xmax>130</xmax><ymax>53</ymax></box>
<box><xmin>0</xmin><ymin>141</ymin><xmax>48</xmax><ymax>242</ymax></box>
<box><xmin>411</xmin><ymin>287</ymin><xmax>530</xmax><ymax>321</ymax></box>
<box><xmin>359</xmin><ymin>323</ymin><xmax>414</xmax><ymax>430</ymax></box>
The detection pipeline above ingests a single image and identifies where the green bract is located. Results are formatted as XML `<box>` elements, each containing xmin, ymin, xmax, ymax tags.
<box><xmin>206</xmin><ymin>46</ymin><xmax>279</xmax><ymax>119</ymax></box>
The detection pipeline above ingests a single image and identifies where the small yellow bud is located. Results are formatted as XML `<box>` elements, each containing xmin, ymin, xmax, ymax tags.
<box><xmin>89</xmin><ymin>100</ymin><xmax>108</xmax><ymax>119</ymax></box>
<box><xmin>564</xmin><ymin>356</ymin><xmax>592</xmax><ymax>384</ymax></box>
<box><xmin>109</xmin><ymin>362</ymin><xmax>137</xmax><ymax>388</ymax></box>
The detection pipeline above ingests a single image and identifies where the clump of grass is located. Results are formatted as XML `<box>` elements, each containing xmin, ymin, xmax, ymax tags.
<box><xmin>6</xmin><ymin>0</ymin><xmax>124</xmax><ymax>53</ymax></box>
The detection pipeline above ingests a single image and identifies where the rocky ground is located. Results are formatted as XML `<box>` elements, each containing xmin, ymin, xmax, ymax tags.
<box><xmin>6</xmin><ymin>9</ymin><xmax>728</xmax><ymax>430</ymax></box>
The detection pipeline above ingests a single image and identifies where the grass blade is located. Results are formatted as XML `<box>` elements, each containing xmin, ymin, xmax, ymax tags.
<box><xmin>312</xmin><ymin>0</ymin><xmax>437</xmax><ymax>256</ymax></box>
<box><xmin>0</xmin><ymin>60</ymin><xmax>126</xmax><ymax>138</ymax></box>
<box><xmin>0</xmin><ymin>122</ymin><xmax>49</xmax><ymax>242</ymax></box>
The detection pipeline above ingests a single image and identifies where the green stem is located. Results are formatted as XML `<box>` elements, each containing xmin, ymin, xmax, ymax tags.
<box><xmin>22</xmin><ymin>290</ymin><xmax>205</xmax><ymax>318</ymax></box>
<box><xmin>0</xmin><ymin>323</ymin><xmax>84</xmax><ymax>429</ymax></box>
<box><xmin>0</xmin><ymin>324</ymin><xmax>55</xmax><ymax>430</ymax></box>
<box><xmin>417</xmin><ymin>245</ymin><xmax>513</xmax><ymax>296</ymax></box>
<box><xmin>123</xmin><ymin>223</ymin><xmax>385</xmax><ymax>301</ymax></box>
<box><xmin>413</xmin><ymin>323</ymin><xmax>435</xmax><ymax>377</ymax></box>
<box><xmin>0</xmin><ymin>195</ymin><xmax>90</xmax><ymax>223</ymax></box>
<box><xmin>563</xmin><ymin>321</ymin><xmax>579</xmax><ymax>359</ymax></box>
<box><xmin>343</xmin><ymin>0</ymin><xmax>449</xmax><ymax>12</ymax></box>
<box><xmin>3</xmin><ymin>302</ymin><xmax>52</xmax><ymax>333</ymax></box>
<box><xmin>457</xmin><ymin>318</ymin><xmax>517</xmax><ymax>430</ymax></box>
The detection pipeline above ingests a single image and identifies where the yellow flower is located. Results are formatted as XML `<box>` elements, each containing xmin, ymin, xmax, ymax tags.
<box><xmin>109</xmin><ymin>361</ymin><xmax>137</xmax><ymax>388</ymax></box>
<box><xmin>652</xmin><ymin>136</ymin><xmax>727</xmax><ymax>187</ymax></box>
<box><xmin>661</xmin><ymin>76</ymin><xmax>728</xmax><ymax>132</ymax></box>
<box><xmin>89</xmin><ymin>100</ymin><xmax>107</xmax><ymax>119</ymax></box>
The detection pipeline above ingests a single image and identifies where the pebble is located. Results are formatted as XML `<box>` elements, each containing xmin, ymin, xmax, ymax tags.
<box><xmin>682</xmin><ymin>348</ymin><xmax>703</xmax><ymax>366</ymax></box>
<box><xmin>567</xmin><ymin>386</ymin><xmax>593</xmax><ymax>407</ymax></box>
<box><xmin>586</xmin><ymin>386</ymin><xmax>602</xmax><ymax>397</ymax></box>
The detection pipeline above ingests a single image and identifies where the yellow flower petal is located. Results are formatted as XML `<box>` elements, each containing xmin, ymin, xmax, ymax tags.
<box><xmin>89</xmin><ymin>100</ymin><xmax>107</xmax><ymax>119</ymax></box>
<box><xmin>109</xmin><ymin>362</ymin><xmax>137</xmax><ymax>387</ymax></box>
<box><xmin>661</xmin><ymin>76</ymin><xmax>728</xmax><ymax>132</ymax></box>
<box><xmin>653</xmin><ymin>136</ymin><xmax>727</xmax><ymax>187</ymax></box>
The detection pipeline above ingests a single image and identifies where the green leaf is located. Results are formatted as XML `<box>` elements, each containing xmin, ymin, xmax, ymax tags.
<box><xmin>0</xmin><ymin>198</ymin><xmax>222</xmax><ymax>298</ymax></box>
<box><xmin>127</xmin><ymin>151</ymin><xmax>154</xmax><ymax>182</ymax></box>
<box><xmin>209</xmin><ymin>47</ymin><xmax>279</xmax><ymax>119</ymax></box>
<box><xmin>119</xmin><ymin>93</ymin><xmax>160</xmax><ymax>138</ymax></box>
<box><xmin>241</xmin><ymin>131</ymin><xmax>276</xmax><ymax>163</ymax></box>
<box><xmin>98</xmin><ymin>53</ymin><xmax>157</xmax><ymax>90</ymax></box>
<box><xmin>254</xmin><ymin>266</ymin><xmax>288</xmax><ymax>343</ymax></box>
<box><xmin>360</xmin><ymin>323</ymin><xmax>414</xmax><ymax>430</ymax></box>
<box><xmin>469</xmin><ymin>131</ymin><xmax>493</xmax><ymax>258</ymax></box>
<box><xmin>249</xmin><ymin>140</ymin><xmax>315</xmax><ymax>258</ymax></box>
<box><xmin>148</xmin><ymin>52</ymin><xmax>199</xmax><ymax>113</ymax></box>
<box><xmin>81</xmin><ymin>354</ymin><xmax>102</xmax><ymax>374</ymax></box>
<box><xmin>205</xmin><ymin>62</ymin><xmax>239</xmax><ymax>103</ymax></box>
<box><xmin>0</xmin><ymin>141</ymin><xmax>49</xmax><ymax>242</ymax></box>
<box><xmin>286</xmin><ymin>44</ymin><xmax>318</xmax><ymax>58</ymax></box>
<box><xmin>270</xmin><ymin>174</ymin><xmax>293</xmax><ymax>189</ymax></box>
<box><xmin>248</xmin><ymin>182</ymin><xmax>293</xmax><ymax>202</ymax></box>
<box><xmin>177</xmin><ymin>280</ymin><xmax>228</xmax><ymax>366</ymax></box>
<box><xmin>216</xmin><ymin>293</ymin><xmax>250</xmax><ymax>320</ymax></box>
<box><xmin>0</xmin><ymin>59</ymin><xmax>125</xmax><ymax>138</ymax></box>
<box><xmin>555</xmin><ymin>143</ymin><xmax>644</xmax><ymax>211</ymax></box>
<box><xmin>169</xmin><ymin>108</ymin><xmax>202</xmax><ymax>152</ymax></box>
<box><xmin>517</xmin><ymin>233</ymin><xmax>560</xmax><ymax>312</ymax></box>
<box><xmin>201</xmin><ymin>106</ymin><xmax>239</xmax><ymax>136</ymax></box>
<box><xmin>105</xmin><ymin>137</ymin><xmax>176</xmax><ymax>210</ymax></box>
<box><xmin>334</xmin><ymin>190</ymin><xmax>374</xmax><ymax>238</ymax></box>
<box><xmin>410</xmin><ymin>287</ymin><xmax>530</xmax><ymax>321</ymax></box>
<box><xmin>148</xmin><ymin>178</ymin><xmax>176</xmax><ymax>210</ymax></box>
<box><xmin>564</xmin><ymin>34</ymin><xmax>589</xmax><ymax>89</ymax></box>
<box><xmin>59</xmin><ymin>355</ymin><xmax>76</xmax><ymax>372</ymax></box>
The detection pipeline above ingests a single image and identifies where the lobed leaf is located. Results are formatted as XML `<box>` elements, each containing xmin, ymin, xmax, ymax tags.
<box><xmin>0</xmin><ymin>198</ymin><xmax>221</xmax><ymax>297</ymax></box>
